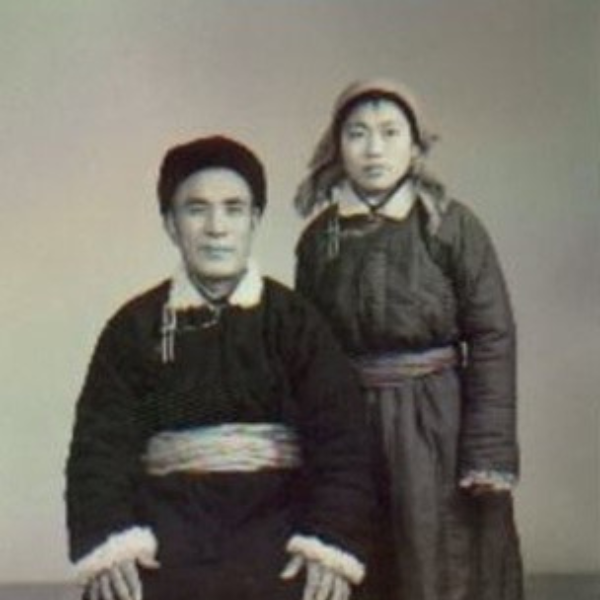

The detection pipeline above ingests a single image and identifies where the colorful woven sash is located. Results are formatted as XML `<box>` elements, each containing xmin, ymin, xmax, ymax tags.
<box><xmin>143</xmin><ymin>423</ymin><xmax>302</xmax><ymax>476</ymax></box>
<box><xmin>355</xmin><ymin>346</ymin><xmax>459</xmax><ymax>388</ymax></box>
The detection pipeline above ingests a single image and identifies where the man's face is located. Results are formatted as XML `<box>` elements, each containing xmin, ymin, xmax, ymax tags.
<box><xmin>165</xmin><ymin>167</ymin><xmax>258</xmax><ymax>282</ymax></box>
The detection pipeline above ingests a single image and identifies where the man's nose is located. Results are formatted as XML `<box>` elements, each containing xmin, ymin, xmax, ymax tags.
<box><xmin>206</xmin><ymin>208</ymin><xmax>227</xmax><ymax>235</ymax></box>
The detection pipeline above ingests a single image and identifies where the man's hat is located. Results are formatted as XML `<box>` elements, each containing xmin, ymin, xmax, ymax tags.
<box><xmin>157</xmin><ymin>135</ymin><xmax>267</xmax><ymax>215</ymax></box>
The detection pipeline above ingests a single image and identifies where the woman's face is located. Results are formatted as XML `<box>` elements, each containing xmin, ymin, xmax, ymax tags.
<box><xmin>340</xmin><ymin>99</ymin><xmax>416</xmax><ymax>196</ymax></box>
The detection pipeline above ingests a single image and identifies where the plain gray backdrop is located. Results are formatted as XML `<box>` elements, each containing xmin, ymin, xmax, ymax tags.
<box><xmin>0</xmin><ymin>0</ymin><xmax>598</xmax><ymax>583</ymax></box>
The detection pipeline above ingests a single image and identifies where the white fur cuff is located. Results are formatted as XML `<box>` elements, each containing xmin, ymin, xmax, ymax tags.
<box><xmin>459</xmin><ymin>469</ymin><xmax>517</xmax><ymax>491</ymax></box>
<box><xmin>286</xmin><ymin>535</ymin><xmax>365</xmax><ymax>585</ymax></box>
<box><xmin>73</xmin><ymin>526</ymin><xmax>158</xmax><ymax>583</ymax></box>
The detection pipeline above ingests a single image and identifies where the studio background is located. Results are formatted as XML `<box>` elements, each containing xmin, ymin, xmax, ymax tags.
<box><xmin>1</xmin><ymin>0</ymin><xmax>598</xmax><ymax>583</ymax></box>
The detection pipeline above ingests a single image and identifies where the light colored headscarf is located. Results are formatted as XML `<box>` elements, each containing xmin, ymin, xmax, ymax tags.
<box><xmin>294</xmin><ymin>78</ymin><xmax>443</xmax><ymax>219</ymax></box>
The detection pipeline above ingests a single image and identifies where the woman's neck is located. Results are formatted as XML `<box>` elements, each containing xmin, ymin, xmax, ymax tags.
<box><xmin>351</xmin><ymin>175</ymin><xmax>415</xmax><ymax>211</ymax></box>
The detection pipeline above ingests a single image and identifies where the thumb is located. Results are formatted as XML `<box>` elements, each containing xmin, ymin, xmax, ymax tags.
<box><xmin>138</xmin><ymin>554</ymin><xmax>161</xmax><ymax>570</ymax></box>
<box><xmin>280</xmin><ymin>554</ymin><xmax>305</xmax><ymax>580</ymax></box>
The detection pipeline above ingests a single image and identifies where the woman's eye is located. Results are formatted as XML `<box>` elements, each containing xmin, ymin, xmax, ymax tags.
<box><xmin>345</xmin><ymin>128</ymin><xmax>367</xmax><ymax>140</ymax></box>
<box><xmin>383</xmin><ymin>128</ymin><xmax>401</xmax><ymax>138</ymax></box>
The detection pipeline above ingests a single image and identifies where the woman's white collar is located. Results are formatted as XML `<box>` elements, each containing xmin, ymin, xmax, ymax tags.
<box><xmin>335</xmin><ymin>180</ymin><xmax>416</xmax><ymax>220</ymax></box>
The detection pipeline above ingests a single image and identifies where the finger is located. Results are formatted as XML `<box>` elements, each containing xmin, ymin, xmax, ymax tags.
<box><xmin>280</xmin><ymin>554</ymin><xmax>305</xmax><ymax>580</ymax></box>
<box><xmin>303</xmin><ymin>561</ymin><xmax>323</xmax><ymax>600</ymax></box>
<box><xmin>88</xmin><ymin>578</ymin><xmax>100</xmax><ymax>600</ymax></box>
<box><xmin>100</xmin><ymin>572</ymin><xmax>116</xmax><ymax>600</ymax></box>
<box><xmin>110</xmin><ymin>565</ymin><xmax>134</xmax><ymax>600</ymax></box>
<box><xmin>123</xmin><ymin>561</ymin><xmax>143</xmax><ymax>600</ymax></box>
<box><xmin>341</xmin><ymin>579</ymin><xmax>351</xmax><ymax>600</ymax></box>
<box><xmin>138</xmin><ymin>554</ymin><xmax>161</xmax><ymax>570</ymax></box>
<box><xmin>332</xmin><ymin>575</ymin><xmax>350</xmax><ymax>600</ymax></box>
<box><xmin>314</xmin><ymin>567</ymin><xmax>335</xmax><ymax>600</ymax></box>
<box><xmin>119</xmin><ymin>561</ymin><xmax>143</xmax><ymax>600</ymax></box>
<box><xmin>330</xmin><ymin>575</ymin><xmax>342</xmax><ymax>600</ymax></box>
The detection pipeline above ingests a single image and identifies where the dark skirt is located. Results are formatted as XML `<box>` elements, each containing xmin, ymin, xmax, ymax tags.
<box><xmin>363</xmin><ymin>368</ymin><xmax>523</xmax><ymax>600</ymax></box>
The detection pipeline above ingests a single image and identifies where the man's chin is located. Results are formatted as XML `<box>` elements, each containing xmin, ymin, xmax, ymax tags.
<box><xmin>192</xmin><ymin>266</ymin><xmax>245</xmax><ymax>284</ymax></box>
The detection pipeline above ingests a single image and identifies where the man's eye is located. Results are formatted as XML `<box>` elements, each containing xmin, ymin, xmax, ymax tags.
<box><xmin>226</xmin><ymin>204</ymin><xmax>246</xmax><ymax>215</ymax></box>
<box><xmin>185</xmin><ymin>204</ymin><xmax>207</xmax><ymax>215</ymax></box>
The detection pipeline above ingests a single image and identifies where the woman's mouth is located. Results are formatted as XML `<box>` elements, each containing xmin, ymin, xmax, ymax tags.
<box><xmin>363</xmin><ymin>165</ymin><xmax>388</xmax><ymax>177</ymax></box>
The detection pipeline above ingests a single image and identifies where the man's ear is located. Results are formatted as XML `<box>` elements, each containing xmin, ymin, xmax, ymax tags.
<box><xmin>163</xmin><ymin>212</ymin><xmax>178</xmax><ymax>245</ymax></box>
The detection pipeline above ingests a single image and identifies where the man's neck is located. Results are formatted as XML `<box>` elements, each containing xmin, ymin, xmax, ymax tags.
<box><xmin>190</xmin><ymin>272</ymin><xmax>244</xmax><ymax>303</ymax></box>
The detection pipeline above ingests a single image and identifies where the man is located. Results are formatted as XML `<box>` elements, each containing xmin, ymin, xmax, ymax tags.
<box><xmin>65</xmin><ymin>136</ymin><xmax>373</xmax><ymax>600</ymax></box>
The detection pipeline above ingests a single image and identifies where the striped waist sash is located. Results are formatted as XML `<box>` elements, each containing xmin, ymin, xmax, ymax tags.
<box><xmin>354</xmin><ymin>346</ymin><xmax>459</xmax><ymax>388</ymax></box>
<box><xmin>143</xmin><ymin>423</ymin><xmax>302</xmax><ymax>476</ymax></box>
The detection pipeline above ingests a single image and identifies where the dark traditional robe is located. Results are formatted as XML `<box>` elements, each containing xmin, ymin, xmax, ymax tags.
<box><xmin>295</xmin><ymin>187</ymin><xmax>523</xmax><ymax>600</ymax></box>
<box><xmin>66</xmin><ymin>265</ymin><xmax>374</xmax><ymax>600</ymax></box>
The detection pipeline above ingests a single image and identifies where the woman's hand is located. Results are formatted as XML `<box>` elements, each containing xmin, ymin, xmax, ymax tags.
<box><xmin>459</xmin><ymin>470</ymin><xmax>515</xmax><ymax>496</ymax></box>
<box><xmin>462</xmin><ymin>481</ymin><xmax>504</xmax><ymax>496</ymax></box>
<box><xmin>281</xmin><ymin>553</ymin><xmax>352</xmax><ymax>600</ymax></box>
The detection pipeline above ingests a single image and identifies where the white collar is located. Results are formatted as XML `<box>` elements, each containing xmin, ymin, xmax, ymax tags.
<box><xmin>333</xmin><ymin>179</ymin><xmax>416</xmax><ymax>221</ymax></box>
<box><xmin>167</xmin><ymin>259</ymin><xmax>264</xmax><ymax>311</ymax></box>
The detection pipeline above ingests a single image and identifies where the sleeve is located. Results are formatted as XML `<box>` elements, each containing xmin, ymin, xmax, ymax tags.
<box><xmin>281</xmin><ymin>297</ymin><xmax>375</xmax><ymax>585</ymax></box>
<box><xmin>294</xmin><ymin>211</ymin><xmax>333</xmax><ymax>308</ymax></box>
<box><xmin>65</xmin><ymin>310</ymin><xmax>158</xmax><ymax>582</ymax></box>
<box><xmin>444</xmin><ymin>203</ymin><xmax>519</xmax><ymax>484</ymax></box>
<box><xmin>295</xmin><ymin>229</ymin><xmax>319</xmax><ymax>304</ymax></box>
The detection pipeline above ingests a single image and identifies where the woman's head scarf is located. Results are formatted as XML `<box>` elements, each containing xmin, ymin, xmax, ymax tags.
<box><xmin>294</xmin><ymin>78</ymin><xmax>440</xmax><ymax>217</ymax></box>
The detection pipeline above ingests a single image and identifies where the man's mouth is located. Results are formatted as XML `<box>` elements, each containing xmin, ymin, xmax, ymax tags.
<box><xmin>201</xmin><ymin>246</ymin><xmax>234</xmax><ymax>259</ymax></box>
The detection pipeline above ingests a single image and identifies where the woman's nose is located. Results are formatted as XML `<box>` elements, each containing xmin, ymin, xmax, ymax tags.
<box><xmin>365</xmin><ymin>133</ymin><xmax>384</xmax><ymax>155</ymax></box>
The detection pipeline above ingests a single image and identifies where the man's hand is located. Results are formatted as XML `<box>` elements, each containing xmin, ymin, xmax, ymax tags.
<box><xmin>85</xmin><ymin>556</ymin><xmax>159</xmax><ymax>600</ymax></box>
<box><xmin>281</xmin><ymin>553</ymin><xmax>351</xmax><ymax>600</ymax></box>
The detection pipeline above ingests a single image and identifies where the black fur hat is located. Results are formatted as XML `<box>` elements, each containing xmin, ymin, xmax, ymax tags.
<box><xmin>157</xmin><ymin>135</ymin><xmax>267</xmax><ymax>215</ymax></box>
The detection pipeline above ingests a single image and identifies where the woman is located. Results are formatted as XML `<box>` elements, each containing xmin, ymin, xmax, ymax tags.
<box><xmin>294</xmin><ymin>79</ymin><xmax>523</xmax><ymax>600</ymax></box>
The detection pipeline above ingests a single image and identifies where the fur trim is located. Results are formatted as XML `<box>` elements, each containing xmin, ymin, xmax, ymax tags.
<box><xmin>228</xmin><ymin>260</ymin><xmax>263</xmax><ymax>307</ymax></box>
<box><xmin>161</xmin><ymin>260</ymin><xmax>263</xmax><ymax>362</ymax></box>
<box><xmin>73</xmin><ymin>526</ymin><xmax>158</xmax><ymax>584</ymax></box>
<box><xmin>286</xmin><ymin>535</ymin><xmax>365</xmax><ymax>585</ymax></box>
<box><xmin>168</xmin><ymin>259</ymin><xmax>263</xmax><ymax>311</ymax></box>
<box><xmin>335</xmin><ymin>180</ymin><xmax>416</xmax><ymax>220</ymax></box>
<box><xmin>459</xmin><ymin>469</ymin><xmax>517</xmax><ymax>491</ymax></box>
